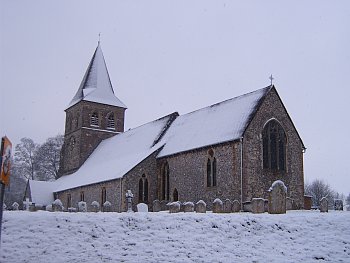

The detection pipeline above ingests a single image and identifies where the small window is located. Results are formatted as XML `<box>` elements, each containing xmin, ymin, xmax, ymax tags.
<box><xmin>138</xmin><ymin>175</ymin><xmax>149</xmax><ymax>203</ymax></box>
<box><xmin>173</xmin><ymin>188</ymin><xmax>179</xmax><ymax>202</ymax></box>
<box><xmin>107</xmin><ymin>113</ymin><xmax>115</xmax><ymax>130</ymax></box>
<box><xmin>161</xmin><ymin>162</ymin><xmax>170</xmax><ymax>200</ymax></box>
<box><xmin>101</xmin><ymin>187</ymin><xmax>107</xmax><ymax>205</ymax></box>
<box><xmin>80</xmin><ymin>191</ymin><xmax>85</xmax><ymax>202</ymax></box>
<box><xmin>90</xmin><ymin>112</ymin><xmax>99</xmax><ymax>127</ymax></box>
<box><xmin>67</xmin><ymin>194</ymin><xmax>72</xmax><ymax>208</ymax></box>
<box><xmin>206</xmin><ymin>150</ymin><xmax>217</xmax><ymax>187</ymax></box>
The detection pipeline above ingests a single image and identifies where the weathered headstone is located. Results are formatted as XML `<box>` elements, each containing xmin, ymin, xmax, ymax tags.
<box><xmin>52</xmin><ymin>199</ymin><xmax>63</xmax><ymax>212</ymax></box>
<box><xmin>160</xmin><ymin>200</ymin><xmax>168</xmax><ymax>211</ymax></box>
<box><xmin>125</xmin><ymin>190</ymin><xmax>134</xmax><ymax>212</ymax></box>
<box><xmin>152</xmin><ymin>200</ymin><xmax>161</xmax><ymax>212</ymax></box>
<box><xmin>12</xmin><ymin>202</ymin><xmax>19</xmax><ymax>211</ymax></box>
<box><xmin>212</xmin><ymin>198</ymin><xmax>223</xmax><ymax>213</ymax></box>
<box><xmin>223</xmin><ymin>199</ymin><xmax>233</xmax><ymax>213</ymax></box>
<box><xmin>251</xmin><ymin>198</ymin><xmax>265</xmax><ymax>214</ymax></box>
<box><xmin>232</xmin><ymin>200</ymin><xmax>240</xmax><ymax>212</ymax></box>
<box><xmin>286</xmin><ymin>197</ymin><xmax>294</xmax><ymax>210</ymax></box>
<box><xmin>195</xmin><ymin>200</ymin><xmax>206</xmax><ymax>213</ymax></box>
<box><xmin>183</xmin><ymin>202</ymin><xmax>194</xmax><ymax>212</ymax></box>
<box><xmin>46</xmin><ymin>205</ymin><xmax>53</xmax><ymax>212</ymax></box>
<box><xmin>243</xmin><ymin>201</ymin><xmax>252</xmax><ymax>212</ymax></box>
<box><xmin>137</xmin><ymin>203</ymin><xmax>149</xmax><ymax>212</ymax></box>
<box><xmin>169</xmin><ymin>201</ymin><xmax>181</xmax><ymax>213</ymax></box>
<box><xmin>78</xmin><ymin>201</ymin><xmax>87</xmax><ymax>212</ymax></box>
<box><xmin>268</xmin><ymin>180</ymin><xmax>287</xmax><ymax>214</ymax></box>
<box><xmin>103</xmin><ymin>201</ymin><xmax>112</xmax><ymax>212</ymax></box>
<box><xmin>91</xmin><ymin>201</ymin><xmax>100</xmax><ymax>212</ymax></box>
<box><xmin>320</xmin><ymin>197</ymin><xmax>328</xmax><ymax>213</ymax></box>
<box><xmin>334</xmin><ymin>199</ymin><xmax>343</xmax><ymax>211</ymax></box>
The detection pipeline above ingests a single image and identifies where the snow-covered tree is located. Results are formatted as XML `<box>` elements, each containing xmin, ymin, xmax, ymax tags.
<box><xmin>35</xmin><ymin>135</ymin><xmax>63</xmax><ymax>180</ymax></box>
<box><xmin>14</xmin><ymin>138</ymin><xmax>39</xmax><ymax>180</ymax></box>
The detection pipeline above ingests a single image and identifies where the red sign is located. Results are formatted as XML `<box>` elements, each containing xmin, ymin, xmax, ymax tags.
<box><xmin>0</xmin><ymin>136</ymin><xmax>12</xmax><ymax>185</ymax></box>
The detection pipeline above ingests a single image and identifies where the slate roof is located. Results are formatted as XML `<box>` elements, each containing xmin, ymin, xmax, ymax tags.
<box><xmin>67</xmin><ymin>43</ymin><xmax>127</xmax><ymax>109</ymax></box>
<box><xmin>28</xmin><ymin>180</ymin><xmax>56</xmax><ymax>206</ymax></box>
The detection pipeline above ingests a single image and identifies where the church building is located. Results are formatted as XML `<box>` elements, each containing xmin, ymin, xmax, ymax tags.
<box><xmin>26</xmin><ymin>43</ymin><xmax>306</xmax><ymax>211</ymax></box>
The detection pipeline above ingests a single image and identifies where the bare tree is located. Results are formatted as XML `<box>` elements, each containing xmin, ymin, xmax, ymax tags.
<box><xmin>304</xmin><ymin>179</ymin><xmax>335</xmax><ymax>207</ymax></box>
<box><xmin>14</xmin><ymin>138</ymin><xmax>39</xmax><ymax>180</ymax></box>
<box><xmin>346</xmin><ymin>193</ymin><xmax>350</xmax><ymax>206</ymax></box>
<box><xmin>35</xmin><ymin>135</ymin><xmax>64</xmax><ymax>180</ymax></box>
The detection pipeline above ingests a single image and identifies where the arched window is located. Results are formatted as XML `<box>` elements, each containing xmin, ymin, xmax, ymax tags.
<box><xmin>206</xmin><ymin>149</ymin><xmax>217</xmax><ymax>187</ymax></box>
<box><xmin>161</xmin><ymin>162</ymin><xmax>170</xmax><ymax>200</ymax></box>
<box><xmin>173</xmin><ymin>188</ymin><xmax>179</xmax><ymax>202</ymax></box>
<box><xmin>101</xmin><ymin>187</ymin><xmax>107</xmax><ymax>205</ymax></box>
<box><xmin>67</xmin><ymin>194</ymin><xmax>72</xmax><ymax>208</ymax></box>
<box><xmin>90</xmin><ymin>112</ymin><xmax>99</xmax><ymax>127</ymax></box>
<box><xmin>107</xmin><ymin>113</ymin><xmax>115</xmax><ymax>130</ymax></box>
<box><xmin>263</xmin><ymin>120</ymin><xmax>286</xmax><ymax>171</ymax></box>
<box><xmin>80</xmin><ymin>191</ymin><xmax>85</xmax><ymax>202</ymax></box>
<box><xmin>138</xmin><ymin>175</ymin><xmax>149</xmax><ymax>203</ymax></box>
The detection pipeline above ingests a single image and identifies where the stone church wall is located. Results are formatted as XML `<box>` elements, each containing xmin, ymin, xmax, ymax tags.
<box><xmin>157</xmin><ymin>142</ymin><xmax>242</xmax><ymax>210</ymax></box>
<box><xmin>243</xmin><ymin>88</ymin><xmax>305</xmax><ymax>208</ymax></box>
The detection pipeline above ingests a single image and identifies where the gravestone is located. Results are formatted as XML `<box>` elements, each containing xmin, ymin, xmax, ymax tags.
<box><xmin>223</xmin><ymin>199</ymin><xmax>233</xmax><ymax>213</ymax></box>
<box><xmin>304</xmin><ymin>195</ymin><xmax>312</xmax><ymax>210</ymax></box>
<box><xmin>68</xmin><ymin>207</ymin><xmax>77</xmax><ymax>213</ymax></box>
<box><xmin>91</xmin><ymin>201</ymin><xmax>100</xmax><ymax>212</ymax></box>
<box><xmin>195</xmin><ymin>200</ymin><xmax>206</xmax><ymax>213</ymax></box>
<box><xmin>52</xmin><ymin>199</ymin><xmax>63</xmax><ymax>212</ymax></box>
<box><xmin>125</xmin><ymin>190</ymin><xmax>134</xmax><ymax>212</ymax></box>
<box><xmin>232</xmin><ymin>200</ymin><xmax>240</xmax><ymax>212</ymax></box>
<box><xmin>212</xmin><ymin>199</ymin><xmax>223</xmax><ymax>213</ymax></box>
<box><xmin>268</xmin><ymin>180</ymin><xmax>287</xmax><ymax>214</ymax></box>
<box><xmin>251</xmin><ymin>198</ymin><xmax>265</xmax><ymax>214</ymax></box>
<box><xmin>243</xmin><ymin>201</ymin><xmax>252</xmax><ymax>212</ymax></box>
<box><xmin>160</xmin><ymin>200</ymin><xmax>168</xmax><ymax>211</ymax></box>
<box><xmin>320</xmin><ymin>197</ymin><xmax>328</xmax><ymax>213</ymax></box>
<box><xmin>46</xmin><ymin>205</ymin><xmax>53</xmax><ymax>212</ymax></box>
<box><xmin>12</xmin><ymin>202</ymin><xmax>19</xmax><ymax>211</ymax></box>
<box><xmin>78</xmin><ymin>201</ymin><xmax>87</xmax><ymax>212</ymax></box>
<box><xmin>152</xmin><ymin>200</ymin><xmax>161</xmax><ymax>212</ymax></box>
<box><xmin>103</xmin><ymin>201</ymin><xmax>112</xmax><ymax>212</ymax></box>
<box><xmin>334</xmin><ymin>199</ymin><xmax>343</xmax><ymax>211</ymax></box>
<box><xmin>286</xmin><ymin>197</ymin><xmax>294</xmax><ymax>210</ymax></box>
<box><xmin>183</xmin><ymin>202</ymin><xmax>194</xmax><ymax>212</ymax></box>
<box><xmin>169</xmin><ymin>202</ymin><xmax>181</xmax><ymax>213</ymax></box>
<box><xmin>137</xmin><ymin>203</ymin><xmax>149</xmax><ymax>212</ymax></box>
<box><xmin>23</xmin><ymin>198</ymin><xmax>32</xmax><ymax>211</ymax></box>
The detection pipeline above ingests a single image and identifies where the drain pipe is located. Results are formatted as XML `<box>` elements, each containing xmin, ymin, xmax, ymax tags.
<box><xmin>240</xmin><ymin>137</ymin><xmax>244</xmax><ymax>211</ymax></box>
<box><xmin>120</xmin><ymin>178</ymin><xmax>123</xmax><ymax>212</ymax></box>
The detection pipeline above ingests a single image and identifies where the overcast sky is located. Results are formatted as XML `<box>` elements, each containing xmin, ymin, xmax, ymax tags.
<box><xmin>1</xmin><ymin>1</ymin><xmax>349</xmax><ymax>195</ymax></box>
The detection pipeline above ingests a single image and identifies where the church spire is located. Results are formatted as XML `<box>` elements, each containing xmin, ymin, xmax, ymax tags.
<box><xmin>67</xmin><ymin>43</ymin><xmax>127</xmax><ymax>109</ymax></box>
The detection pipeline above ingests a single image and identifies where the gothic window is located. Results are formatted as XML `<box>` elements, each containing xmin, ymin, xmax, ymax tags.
<box><xmin>107</xmin><ymin>113</ymin><xmax>115</xmax><ymax>130</ymax></box>
<box><xmin>67</xmin><ymin>194</ymin><xmax>72</xmax><ymax>208</ymax></box>
<box><xmin>80</xmin><ymin>191</ymin><xmax>85</xmax><ymax>202</ymax></box>
<box><xmin>138</xmin><ymin>175</ymin><xmax>149</xmax><ymax>203</ymax></box>
<box><xmin>161</xmin><ymin>162</ymin><xmax>170</xmax><ymax>200</ymax></box>
<box><xmin>90</xmin><ymin>112</ymin><xmax>99</xmax><ymax>127</ymax></box>
<box><xmin>263</xmin><ymin>120</ymin><xmax>286</xmax><ymax>171</ymax></box>
<box><xmin>101</xmin><ymin>187</ymin><xmax>107</xmax><ymax>205</ymax></box>
<box><xmin>206</xmin><ymin>149</ymin><xmax>217</xmax><ymax>187</ymax></box>
<box><xmin>173</xmin><ymin>188</ymin><xmax>179</xmax><ymax>202</ymax></box>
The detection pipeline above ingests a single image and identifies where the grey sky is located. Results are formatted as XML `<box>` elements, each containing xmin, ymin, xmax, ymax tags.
<box><xmin>1</xmin><ymin>1</ymin><xmax>349</xmax><ymax>194</ymax></box>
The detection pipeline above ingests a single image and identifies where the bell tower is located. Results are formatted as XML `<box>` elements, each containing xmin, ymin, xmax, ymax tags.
<box><xmin>59</xmin><ymin>43</ymin><xmax>127</xmax><ymax>176</ymax></box>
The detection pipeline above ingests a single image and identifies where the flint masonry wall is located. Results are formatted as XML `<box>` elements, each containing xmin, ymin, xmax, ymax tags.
<box><xmin>242</xmin><ymin>88</ymin><xmax>305</xmax><ymax>208</ymax></box>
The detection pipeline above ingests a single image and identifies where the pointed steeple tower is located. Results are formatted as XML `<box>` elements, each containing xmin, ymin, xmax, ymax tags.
<box><xmin>59</xmin><ymin>43</ymin><xmax>127</xmax><ymax>176</ymax></box>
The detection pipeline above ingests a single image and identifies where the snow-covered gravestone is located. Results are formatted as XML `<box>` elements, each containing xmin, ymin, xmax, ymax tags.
<box><xmin>223</xmin><ymin>199</ymin><xmax>233</xmax><ymax>213</ymax></box>
<box><xmin>252</xmin><ymin>198</ymin><xmax>265</xmax><ymax>214</ymax></box>
<box><xmin>169</xmin><ymin>202</ymin><xmax>181</xmax><ymax>213</ymax></box>
<box><xmin>46</xmin><ymin>205</ymin><xmax>53</xmax><ymax>212</ymax></box>
<box><xmin>320</xmin><ymin>197</ymin><xmax>328</xmax><ymax>213</ymax></box>
<box><xmin>137</xmin><ymin>203</ymin><xmax>149</xmax><ymax>213</ymax></box>
<box><xmin>52</xmin><ymin>199</ymin><xmax>63</xmax><ymax>212</ymax></box>
<box><xmin>268</xmin><ymin>180</ymin><xmax>287</xmax><ymax>214</ymax></box>
<box><xmin>232</xmin><ymin>200</ymin><xmax>240</xmax><ymax>213</ymax></box>
<box><xmin>160</xmin><ymin>200</ymin><xmax>168</xmax><ymax>211</ymax></box>
<box><xmin>212</xmin><ymin>198</ymin><xmax>223</xmax><ymax>213</ymax></box>
<box><xmin>78</xmin><ymin>201</ymin><xmax>87</xmax><ymax>212</ymax></box>
<box><xmin>103</xmin><ymin>201</ymin><xmax>112</xmax><ymax>212</ymax></box>
<box><xmin>125</xmin><ymin>190</ymin><xmax>134</xmax><ymax>212</ymax></box>
<box><xmin>91</xmin><ymin>201</ymin><xmax>100</xmax><ymax>212</ymax></box>
<box><xmin>195</xmin><ymin>200</ymin><xmax>206</xmax><ymax>213</ymax></box>
<box><xmin>23</xmin><ymin>198</ymin><xmax>32</xmax><ymax>211</ymax></box>
<box><xmin>183</xmin><ymin>202</ymin><xmax>194</xmax><ymax>212</ymax></box>
<box><xmin>12</xmin><ymin>202</ymin><xmax>19</xmax><ymax>211</ymax></box>
<box><xmin>152</xmin><ymin>200</ymin><xmax>161</xmax><ymax>212</ymax></box>
<box><xmin>334</xmin><ymin>199</ymin><xmax>343</xmax><ymax>211</ymax></box>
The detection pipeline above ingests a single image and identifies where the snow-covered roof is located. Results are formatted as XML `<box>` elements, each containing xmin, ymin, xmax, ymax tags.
<box><xmin>67</xmin><ymin>43</ymin><xmax>127</xmax><ymax>109</ymax></box>
<box><xmin>157</xmin><ymin>86</ymin><xmax>271</xmax><ymax>157</ymax></box>
<box><xmin>54</xmin><ymin>113</ymin><xmax>176</xmax><ymax>192</ymax></box>
<box><xmin>29</xmin><ymin>180</ymin><xmax>56</xmax><ymax>206</ymax></box>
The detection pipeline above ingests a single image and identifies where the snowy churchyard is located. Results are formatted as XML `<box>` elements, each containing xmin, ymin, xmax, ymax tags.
<box><xmin>1</xmin><ymin>210</ymin><xmax>349</xmax><ymax>263</ymax></box>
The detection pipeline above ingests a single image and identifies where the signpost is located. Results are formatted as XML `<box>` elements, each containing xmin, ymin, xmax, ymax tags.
<box><xmin>0</xmin><ymin>136</ymin><xmax>12</xmax><ymax>246</ymax></box>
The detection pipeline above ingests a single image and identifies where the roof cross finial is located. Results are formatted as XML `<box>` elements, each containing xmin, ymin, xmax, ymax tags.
<box><xmin>269</xmin><ymin>74</ymin><xmax>274</xmax><ymax>86</ymax></box>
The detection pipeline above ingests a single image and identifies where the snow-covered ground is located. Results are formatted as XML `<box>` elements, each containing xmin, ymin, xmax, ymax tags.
<box><xmin>1</xmin><ymin>210</ymin><xmax>349</xmax><ymax>263</ymax></box>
